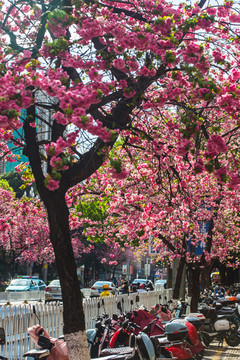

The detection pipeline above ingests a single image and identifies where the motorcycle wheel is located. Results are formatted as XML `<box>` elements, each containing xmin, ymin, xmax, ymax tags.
<box><xmin>89</xmin><ymin>343</ymin><xmax>99</xmax><ymax>358</ymax></box>
<box><xmin>225</xmin><ymin>330</ymin><xmax>240</xmax><ymax>347</ymax></box>
<box><xmin>200</xmin><ymin>332</ymin><xmax>212</xmax><ymax>347</ymax></box>
<box><xmin>194</xmin><ymin>350</ymin><xmax>204</xmax><ymax>360</ymax></box>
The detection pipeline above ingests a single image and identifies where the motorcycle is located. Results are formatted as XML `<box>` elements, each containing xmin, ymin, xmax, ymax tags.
<box><xmin>199</xmin><ymin>303</ymin><xmax>240</xmax><ymax>347</ymax></box>
<box><xmin>26</xmin><ymin>321</ymin><xmax>177</xmax><ymax>360</ymax></box>
<box><xmin>150</xmin><ymin>296</ymin><xmax>172</xmax><ymax>322</ymax></box>
<box><xmin>109</xmin><ymin>302</ymin><xmax>204</xmax><ymax>360</ymax></box>
<box><xmin>26</xmin><ymin>303</ymin><xmax>175</xmax><ymax>360</ymax></box>
<box><xmin>173</xmin><ymin>299</ymin><xmax>211</xmax><ymax>348</ymax></box>
<box><xmin>87</xmin><ymin>298</ymin><xmax>177</xmax><ymax>359</ymax></box>
<box><xmin>87</xmin><ymin>300</ymin><xmax>122</xmax><ymax>358</ymax></box>
<box><xmin>151</xmin><ymin>297</ymin><xmax>205</xmax><ymax>358</ymax></box>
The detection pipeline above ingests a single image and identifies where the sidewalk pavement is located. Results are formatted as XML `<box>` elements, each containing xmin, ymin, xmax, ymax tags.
<box><xmin>204</xmin><ymin>342</ymin><xmax>240</xmax><ymax>359</ymax></box>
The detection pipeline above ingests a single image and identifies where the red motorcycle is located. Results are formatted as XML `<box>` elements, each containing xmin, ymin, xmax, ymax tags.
<box><xmin>110</xmin><ymin>309</ymin><xmax>204</xmax><ymax>360</ymax></box>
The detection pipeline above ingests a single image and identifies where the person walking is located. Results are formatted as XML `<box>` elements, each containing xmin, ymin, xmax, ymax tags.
<box><xmin>120</xmin><ymin>280</ymin><xmax>129</xmax><ymax>294</ymax></box>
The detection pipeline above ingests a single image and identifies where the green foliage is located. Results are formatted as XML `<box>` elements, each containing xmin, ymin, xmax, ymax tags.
<box><xmin>45</xmin><ymin>38</ymin><xmax>69</xmax><ymax>56</ymax></box>
<box><xmin>0</xmin><ymin>179</ymin><xmax>14</xmax><ymax>192</ymax></box>
<box><xmin>48</xmin><ymin>9</ymin><xmax>68</xmax><ymax>23</ymax></box>
<box><xmin>76</xmin><ymin>197</ymin><xmax>109</xmax><ymax>222</ymax></box>
<box><xmin>0</xmin><ymin>171</ymin><xmax>37</xmax><ymax>198</ymax></box>
<box><xmin>110</xmin><ymin>158</ymin><xmax>122</xmax><ymax>173</ymax></box>
<box><xmin>75</xmin><ymin>196</ymin><xmax>109</xmax><ymax>243</ymax></box>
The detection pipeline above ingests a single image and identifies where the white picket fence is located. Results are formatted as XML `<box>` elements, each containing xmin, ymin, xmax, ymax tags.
<box><xmin>0</xmin><ymin>292</ymin><xmax>45</xmax><ymax>304</ymax></box>
<box><xmin>0</xmin><ymin>289</ymin><xmax>173</xmax><ymax>360</ymax></box>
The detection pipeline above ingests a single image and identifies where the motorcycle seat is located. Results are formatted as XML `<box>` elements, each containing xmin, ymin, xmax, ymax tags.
<box><xmin>23</xmin><ymin>349</ymin><xmax>50</xmax><ymax>359</ymax></box>
<box><xmin>217</xmin><ymin>309</ymin><xmax>235</xmax><ymax>315</ymax></box>
<box><xmin>217</xmin><ymin>312</ymin><xmax>235</xmax><ymax>320</ymax></box>
<box><xmin>101</xmin><ymin>346</ymin><xmax>133</xmax><ymax>355</ymax></box>
<box><xmin>150</xmin><ymin>334</ymin><xmax>167</xmax><ymax>340</ymax></box>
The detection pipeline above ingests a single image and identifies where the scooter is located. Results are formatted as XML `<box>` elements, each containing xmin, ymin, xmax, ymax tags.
<box><xmin>199</xmin><ymin>303</ymin><xmax>240</xmax><ymax>347</ymax></box>
<box><xmin>150</xmin><ymin>296</ymin><xmax>172</xmax><ymax>322</ymax></box>
<box><xmin>148</xmin><ymin>296</ymin><xmax>205</xmax><ymax>359</ymax></box>
<box><xmin>172</xmin><ymin>298</ymin><xmax>211</xmax><ymax>348</ymax></box>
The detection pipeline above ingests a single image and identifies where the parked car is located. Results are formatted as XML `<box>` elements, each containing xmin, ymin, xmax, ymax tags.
<box><xmin>90</xmin><ymin>281</ymin><xmax>118</xmax><ymax>298</ymax></box>
<box><xmin>45</xmin><ymin>279</ymin><xmax>62</xmax><ymax>302</ymax></box>
<box><xmin>5</xmin><ymin>276</ymin><xmax>46</xmax><ymax>292</ymax></box>
<box><xmin>131</xmin><ymin>278</ymin><xmax>154</xmax><ymax>291</ymax></box>
<box><xmin>155</xmin><ymin>279</ymin><xmax>167</xmax><ymax>290</ymax></box>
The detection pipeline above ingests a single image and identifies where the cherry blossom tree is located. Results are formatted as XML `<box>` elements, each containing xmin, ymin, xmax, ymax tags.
<box><xmin>0</xmin><ymin>188</ymin><xmax>53</xmax><ymax>268</ymax></box>
<box><xmin>1</xmin><ymin>0</ymin><xmax>240</xmax><ymax>357</ymax></box>
<box><xmin>0</xmin><ymin>185</ymin><xmax>89</xmax><ymax>278</ymax></box>
<box><xmin>72</xmin><ymin>106</ymin><xmax>240</xmax><ymax>310</ymax></box>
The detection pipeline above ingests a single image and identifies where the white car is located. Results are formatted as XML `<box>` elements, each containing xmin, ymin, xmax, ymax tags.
<box><xmin>45</xmin><ymin>279</ymin><xmax>62</xmax><ymax>302</ymax></box>
<box><xmin>155</xmin><ymin>279</ymin><xmax>167</xmax><ymax>290</ymax></box>
<box><xmin>89</xmin><ymin>281</ymin><xmax>117</xmax><ymax>298</ymax></box>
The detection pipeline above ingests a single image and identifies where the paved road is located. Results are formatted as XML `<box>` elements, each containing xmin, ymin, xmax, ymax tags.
<box><xmin>204</xmin><ymin>342</ymin><xmax>240</xmax><ymax>359</ymax></box>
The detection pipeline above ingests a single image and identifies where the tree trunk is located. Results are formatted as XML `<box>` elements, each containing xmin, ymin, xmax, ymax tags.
<box><xmin>44</xmin><ymin>190</ymin><xmax>90</xmax><ymax>360</ymax></box>
<box><xmin>167</xmin><ymin>265</ymin><xmax>172</xmax><ymax>290</ymax></box>
<box><xmin>201</xmin><ymin>264</ymin><xmax>211</xmax><ymax>290</ymax></box>
<box><xmin>173</xmin><ymin>257</ymin><xmax>185</xmax><ymax>299</ymax></box>
<box><xmin>189</xmin><ymin>266</ymin><xmax>201</xmax><ymax>312</ymax></box>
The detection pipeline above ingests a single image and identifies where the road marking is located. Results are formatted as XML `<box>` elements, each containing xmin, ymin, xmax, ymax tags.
<box><xmin>212</xmin><ymin>343</ymin><xmax>226</xmax><ymax>360</ymax></box>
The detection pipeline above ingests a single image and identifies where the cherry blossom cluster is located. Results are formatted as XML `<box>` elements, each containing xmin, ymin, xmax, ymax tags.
<box><xmin>1</xmin><ymin>0</ymin><xmax>240</xmax><ymax>193</ymax></box>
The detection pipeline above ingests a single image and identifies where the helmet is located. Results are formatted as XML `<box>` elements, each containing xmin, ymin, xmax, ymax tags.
<box><xmin>102</xmin><ymin>284</ymin><xmax>109</xmax><ymax>289</ymax></box>
<box><xmin>140</xmin><ymin>284</ymin><xmax>145</xmax><ymax>289</ymax></box>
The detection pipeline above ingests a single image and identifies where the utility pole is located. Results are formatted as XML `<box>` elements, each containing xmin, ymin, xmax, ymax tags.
<box><xmin>145</xmin><ymin>258</ymin><xmax>151</xmax><ymax>279</ymax></box>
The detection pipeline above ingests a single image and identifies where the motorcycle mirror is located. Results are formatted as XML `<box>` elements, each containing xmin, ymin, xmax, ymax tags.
<box><xmin>136</xmin><ymin>295</ymin><xmax>140</xmax><ymax>303</ymax></box>
<box><xmin>126</xmin><ymin>312</ymin><xmax>132</xmax><ymax>319</ymax></box>
<box><xmin>32</xmin><ymin>305</ymin><xmax>41</xmax><ymax>324</ymax></box>
<box><xmin>122</xmin><ymin>319</ymin><xmax>129</xmax><ymax>329</ymax></box>
<box><xmin>104</xmin><ymin>318</ymin><xmax>111</xmax><ymax>325</ymax></box>
<box><xmin>95</xmin><ymin>321</ymin><xmax>102</xmax><ymax>329</ymax></box>
<box><xmin>98</xmin><ymin>302</ymin><xmax>101</xmax><ymax>309</ymax></box>
<box><xmin>164</xmin><ymin>296</ymin><xmax>167</xmax><ymax>300</ymax></box>
<box><xmin>130</xmin><ymin>300</ymin><xmax>133</xmax><ymax>305</ymax></box>
<box><xmin>159</xmin><ymin>295</ymin><xmax>162</xmax><ymax>300</ymax></box>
